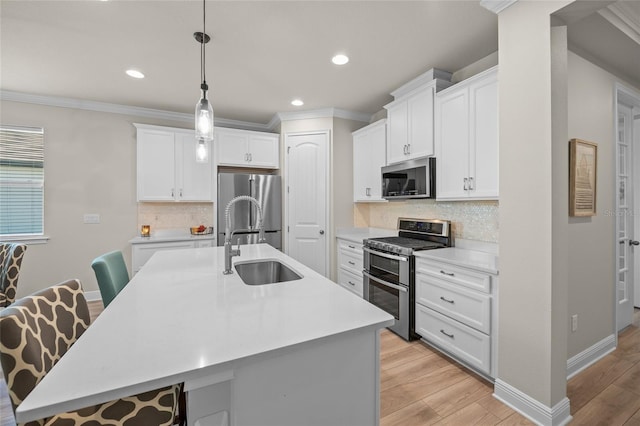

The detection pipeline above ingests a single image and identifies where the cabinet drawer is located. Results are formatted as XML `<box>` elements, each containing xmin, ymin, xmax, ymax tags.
<box><xmin>337</xmin><ymin>267</ymin><xmax>363</xmax><ymax>297</ymax></box>
<box><xmin>416</xmin><ymin>275</ymin><xmax>490</xmax><ymax>333</ymax></box>
<box><xmin>415</xmin><ymin>304</ymin><xmax>490</xmax><ymax>375</ymax></box>
<box><xmin>338</xmin><ymin>239</ymin><xmax>363</xmax><ymax>255</ymax></box>
<box><xmin>416</xmin><ymin>258</ymin><xmax>491</xmax><ymax>293</ymax></box>
<box><xmin>338</xmin><ymin>246</ymin><xmax>363</xmax><ymax>273</ymax></box>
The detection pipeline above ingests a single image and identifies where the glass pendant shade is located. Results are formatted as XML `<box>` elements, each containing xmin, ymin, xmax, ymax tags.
<box><xmin>195</xmin><ymin>88</ymin><xmax>214</xmax><ymax>141</ymax></box>
<box><xmin>196</xmin><ymin>137</ymin><xmax>208</xmax><ymax>163</ymax></box>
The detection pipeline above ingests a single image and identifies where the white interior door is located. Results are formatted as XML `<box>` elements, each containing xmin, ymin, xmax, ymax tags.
<box><xmin>617</xmin><ymin>102</ymin><xmax>634</xmax><ymax>331</ymax></box>
<box><xmin>285</xmin><ymin>131</ymin><xmax>329</xmax><ymax>276</ymax></box>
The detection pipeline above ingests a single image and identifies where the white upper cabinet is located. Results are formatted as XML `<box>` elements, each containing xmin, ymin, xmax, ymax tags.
<box><xmin>436</xmin><ymin>67</ymin><xmax>498</xmax><ymax>200</ymax></box>
<box><xmin>353</xmin><ymin>119</ymin><xmax>387</xmax><ymax>202</ymax></box>
<box><xmin>384</xmin><ymin>69</ymin><xmax>453</xmax><ymax>165</ymax></box>
<box><xmin>216</xmin><ymin>127</ymin><xmax>279</xmax><ymax>169</ymax></box>
<box><xmin>136</xmin><ymin>124</ymin><xmax>213</xmax><ymax>202</ymax></box>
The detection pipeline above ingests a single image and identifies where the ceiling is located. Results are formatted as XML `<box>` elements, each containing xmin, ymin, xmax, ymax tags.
<box><xmin>1</xmin><ymin>1</ymin><xmax>639</xmax><ymax>127</ymax></box>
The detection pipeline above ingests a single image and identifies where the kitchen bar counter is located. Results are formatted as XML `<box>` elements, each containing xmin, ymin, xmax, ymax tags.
<box><xmin>17</xmin><ymin>244</ymin><xmax>393</xmax><ymax>425</ymax></box>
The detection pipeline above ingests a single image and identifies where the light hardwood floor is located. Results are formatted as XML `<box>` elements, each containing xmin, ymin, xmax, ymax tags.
<box><xmin>1</xmin><ymin>304</ymin><xmax>639</xmax><ymax>426</ymax></box>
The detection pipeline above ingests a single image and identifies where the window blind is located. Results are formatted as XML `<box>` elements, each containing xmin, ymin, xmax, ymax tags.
<box><xmin>0</xmin><ymin>126</ymin><xmax>44</xmax><ymax>236</ymax></box>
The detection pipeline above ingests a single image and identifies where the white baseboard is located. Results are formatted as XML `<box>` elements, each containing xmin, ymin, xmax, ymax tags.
<box><xmin>566</xmin><ymin>334</ymin><xmax>616</xmax><ymax>379</ymax></box>
<box><xmin>84</xmin><ymin>290</ymin><xmax>102</xmax><ymax>302</ymax></box>
<box><xmin>493</xmin><ymin>379</ymin><xmax>572</xmax><ymax>426</ymax></box>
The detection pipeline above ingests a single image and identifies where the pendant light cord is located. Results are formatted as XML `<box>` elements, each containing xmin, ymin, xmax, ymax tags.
<box><xmin>201</xmin><ymin>0</ymin><xmax>206</xmax><ymax>86</ymax></box>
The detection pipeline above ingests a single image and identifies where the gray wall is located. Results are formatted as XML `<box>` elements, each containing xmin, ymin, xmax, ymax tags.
<box><xmin>1</xmin><ymin>100</ymin><xmax>190</xmax><ymax>298</ymax></box>
<box><xmin>566</xmin><ymin>51</ymin><xmax>629</xmax><ymax>358</ymax></box>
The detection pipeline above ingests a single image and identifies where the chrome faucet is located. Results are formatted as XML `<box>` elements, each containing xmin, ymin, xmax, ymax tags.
<box><xmin>223</xmin><ymin>195</ymin><xmax>266</xmax><ymax>274</ymax></box>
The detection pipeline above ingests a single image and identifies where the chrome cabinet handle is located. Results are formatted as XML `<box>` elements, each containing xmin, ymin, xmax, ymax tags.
<box><xmin>319</xmin><ymin>230</ymin><xmax>325</xmax><ymax>235</ymax></box>
<box><xmin>440</xmin><ymin>329</ymin><xmax>454</xmax><ymax>339</ymax></box>
<box><xmin>440</xmin><ymin>296</ymin><xmax>455</xmax><ymax>304</ymax></box>
<box><xmin>348</xmin><ymin>245</ymin><xmax>356</xmax><ymax>249</ymax></box>
<box><xmin>366</xmin><ymin>187</ymin><xmax>371</xmax><ymax>196</ymax></box>
<box><xmin>249</xmin><ymin>153</ymin><xmax>252</xmax><ymax>162</ymax></box>
<box><xmin>348</xmin><ymin>281</ymin><xmax>356</xmax><ymax>286</ymax></box>
<box><xmin>179</xmin><ymin>188</ymin><xmax>183</xmax><ymax>197</ymax></box>
<box><xmin>407</xmin><ymin>144</ymin><xmax>411</xmax><ymax>154</ymax></box>
<box><xmin>171</xmin><ymin>188</ymin><xmax>175</xmax><ymax>197</ymax></box>
<box><xmin>463</xmin><ymin>178</ymin><xmax>468</xmax><ymax>191</ymax></box>
<box><xmin>363</xmin><ymin>247</ymin><xmax>409</xmax><ymax>262</ymax></box>
<box><xmin>348</xmin><ymin>261</ymin><xmax>355</xmax><ymax>265</ymax></box>
<box><xmin>469</xmin><ymin>177</ymin><xmax>474</xmax><ymax>190</ymax></box>
<box><xmin>440</xmin><ymin>270</ymin><xmax>455</xmax><ymax>277</ymax></box>
<box><xmin>630</xmin><ymin>240</ymin><xmax>640</xmax><ymax>246</ymax></box>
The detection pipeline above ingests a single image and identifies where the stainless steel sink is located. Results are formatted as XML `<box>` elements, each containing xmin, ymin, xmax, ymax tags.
<box><xmin>234</xmin><ymin>259</ymin><xmax>302</xmax><ymax>285</ymax></box>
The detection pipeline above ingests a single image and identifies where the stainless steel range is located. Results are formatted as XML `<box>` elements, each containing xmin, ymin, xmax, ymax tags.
<box><xmin>363</xmin><ymin>218</ymin><xmax>452</xmax><ymax>340</ymax></box>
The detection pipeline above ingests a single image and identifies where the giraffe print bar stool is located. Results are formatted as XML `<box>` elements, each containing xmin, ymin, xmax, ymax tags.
<box><xmin>0</xmin><ymin>243</ymin><xmax>27</xmax><ymax>308</ymax></box>
<box><xmin>0</xmin><ymin>279</ymin><xmax>181</xmax><ymax>426</ymax></box>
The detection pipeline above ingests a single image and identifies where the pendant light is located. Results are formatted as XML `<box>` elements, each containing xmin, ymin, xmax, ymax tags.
<box><xmin>194</xmin><ymin>0</ymin><xmax>213</xmax><ymax>163</ymax></box>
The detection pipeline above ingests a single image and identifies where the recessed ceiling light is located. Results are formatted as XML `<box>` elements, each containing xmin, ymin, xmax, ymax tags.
<box><xmin>291</xmin><ymin>99</ymin><xmax>304</xmax><ymax>106</ymax></box>
<box><xmin>331</xmin><ymin>54</ymin><xmax>349</xmax><ymax>65</ymax></box>
<box><xmin>126</xmin><ymin>69</ymin><xmax>145</xmax><ymax>79</ymax></box>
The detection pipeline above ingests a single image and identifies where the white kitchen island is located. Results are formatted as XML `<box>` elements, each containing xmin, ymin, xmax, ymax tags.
<box><xmin>17</xmin><ymin>244</ymin><xmax>393</xmax><ymax>426</ymax></box>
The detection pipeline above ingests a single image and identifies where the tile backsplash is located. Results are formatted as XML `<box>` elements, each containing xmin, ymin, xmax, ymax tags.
<box><xmin>355</xmin><ymin>200</ymin><xmax>499</xmax><ymax>243</ymax></box>
<box><xmin>137</xmin><ymin>203</ymin><xmax>215</xmax><ymax>232</ymax></box>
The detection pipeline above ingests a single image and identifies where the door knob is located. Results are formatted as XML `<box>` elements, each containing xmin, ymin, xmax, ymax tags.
<box><xmin>319</xmin><ymin>230</ymin><xmax>325</xmax><ymax>235</ymax></box>
<box><xmin>630</xmin><ymin>240</ymin><xmax>640</xmax><ymax>246</ymax></box>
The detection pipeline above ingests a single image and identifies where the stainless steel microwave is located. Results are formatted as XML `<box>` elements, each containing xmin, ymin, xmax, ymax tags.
<box><xmin>381</xmin><ymin>157</ymin><xmax>436</xmax><ymax>200</ymax></box>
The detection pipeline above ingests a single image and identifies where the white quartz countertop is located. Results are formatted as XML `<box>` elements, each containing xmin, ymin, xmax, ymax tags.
<box><xmin>335</xmin><ymin>227</ymin><xmax>397</xmax><ymax>245</ymax></box>
<box><xmin>17</xmin><ymin>244</ymin><xmax>393</xmax><ymax>423</ymax></box>
<box><xmin>129</xmin><ymin>228</ymin><xmax>216</xmax><ymax>244</ymax></box>
<box><xmin>414</xmin><ymin>247</ymin><xmax>499</xmax><ymax>275</ymax></box>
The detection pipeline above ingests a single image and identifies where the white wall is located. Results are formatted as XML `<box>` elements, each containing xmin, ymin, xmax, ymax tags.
<box><xmin>1</xmin><ymin>100</ymin><xmax>190</xmax><ymax>298</ymax></box>
<box><xmin>497</xmin><ymin>0</ymin><xmax>571</xmax><ymax>409</ymax></box>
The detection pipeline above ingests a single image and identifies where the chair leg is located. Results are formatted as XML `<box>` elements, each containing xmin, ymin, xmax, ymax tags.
<box><xmin>177</xmin><ymin>385</ymin><xmax>187</xmax><ymax>426</ymax></box>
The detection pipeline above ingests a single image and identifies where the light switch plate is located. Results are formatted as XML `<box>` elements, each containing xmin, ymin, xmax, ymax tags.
<box><xmin>83</xmin><ymin>213</ymin><xmax>100</xmax><ymax>224</ymax></box>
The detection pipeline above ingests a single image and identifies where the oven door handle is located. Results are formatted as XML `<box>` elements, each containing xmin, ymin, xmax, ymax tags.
<box><xmin>363</xmin><ymin>247</ymin><xmax>408</xmax><ymax>262</ymax></box>
<box><xmin>363</xmin><ymin>271</ymin><xmax>408</xmax><ymax>293</ymax></box>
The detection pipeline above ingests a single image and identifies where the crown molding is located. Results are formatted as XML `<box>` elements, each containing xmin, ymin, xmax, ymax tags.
<box><xmin>599</xmin><ymin>3</ymin><xmax>640</xmax><ymax>46</ymax></box>
<box><xmin>480</xmin><ymin>0</ymin><xmax>519</xmax><ymax>14</ymax></box>
<box><xmin>1</xmin><ymin>90</ymin><xmax>372</xmax><ymax>132</ymax></box>
<box><xmin>0</xmin><ymin>90</ymin><xmax>273</xmax><ymax>132</ymax></box>
<box><xmin>273</xmin><ymin>107</ymin><xmax>372</xmax><ymax>127</ymax></box>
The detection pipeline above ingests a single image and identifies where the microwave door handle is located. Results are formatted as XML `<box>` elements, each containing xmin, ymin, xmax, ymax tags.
<box><xmin>363</xmin><ymin>247</ymin><xmax>408</xmax><ymax>262</ymax></box>
<box><xmin>363</xmin><ymin>271</ymin><xmax>408</xmax><ymax>293</ymax></box>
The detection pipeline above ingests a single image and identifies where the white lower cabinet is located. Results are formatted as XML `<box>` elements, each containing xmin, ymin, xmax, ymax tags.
<box><xmin>131</xmin><ymin>238</ymin><xmax>216</xmax><ymax>274</ymax></box>
<box><xmin>336</xmin><ymin>238</ymin><xmax>364</xmax><ymax>297</ymax></box>
<box><xmin>414</xmin><ymin>257</ymin><xmax>497</xmax><ymax>378</ymax></box>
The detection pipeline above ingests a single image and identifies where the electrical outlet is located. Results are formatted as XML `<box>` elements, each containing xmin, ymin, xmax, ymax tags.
<box><xmin>83</xmin><ymin>213</ymin><xmax>100</xmax><ymax>224</ymax></box>
<box><xmin>571</xmin><ymin>314</ymin><xmax>578</xmax><ymax>332</ymax></box>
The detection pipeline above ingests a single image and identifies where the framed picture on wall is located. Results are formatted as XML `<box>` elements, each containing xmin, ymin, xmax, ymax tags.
<box><xmin>569</xmin><ymin>138</ymin><xmax>597</xmax><ymax>217</ymax></box>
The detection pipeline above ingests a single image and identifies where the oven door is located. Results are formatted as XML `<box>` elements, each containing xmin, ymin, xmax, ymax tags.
<box><xmin>363</xmin><ymin>247</ymin><xmax>411</xmax><ymax>340</ymax></box>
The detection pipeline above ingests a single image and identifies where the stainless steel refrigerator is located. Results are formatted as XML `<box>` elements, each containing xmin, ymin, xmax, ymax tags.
<box><xmin>217</xmin><ymin>173</ymin><xmax>282</xmax><ymax>249</ymax></box>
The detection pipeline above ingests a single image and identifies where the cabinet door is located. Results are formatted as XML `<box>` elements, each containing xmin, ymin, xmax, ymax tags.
<box><xmin>131</xmin><ymin>240</ymin><xmax>195</xmax><ymax>273</ymax></box>
<box><xmin>407</xmin><ymin>86</ymin><xmax>434</xmax><ymax>158</ymax></box>
<box><xmin>176</xmin><ymin>132</ymin><xmax>213</xmax><ymax>201</ymax></box>
<box><xmin>436</xmin><ymin>88</ymin><xmax>470</xmax><ymax>200</ymax></box>
<box><xmin>367</xmin><ymin>122</ymin><xmax>387</xmax><ymax>200</ymax></box>
<box><xmin>385</xmin><ymin>101</ymin><xmax>409</xmax><ymax>164</ymax></box>
<box><xmin>137</xmin><ymin>129</ymin><xmax>176</xmax><ymax>201</ymax></box>
<box><xmin>217</xmin><ymin>130</ymin><xmax>250</xmax><ymax>166</ymax></box>
<box><xmin>248</xmin><ymin>134</ymin><xmax>279</xmax><ymax>168</ymax></box>
<box><xmin>469</xmin><ymin>73</ymin><xmax>499</xmax><ymax>199</ymax></box>
<box><xmin>352</xmin><ymin>131</ymin><xmax>369</xmax><ymax>202</ymax></box>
